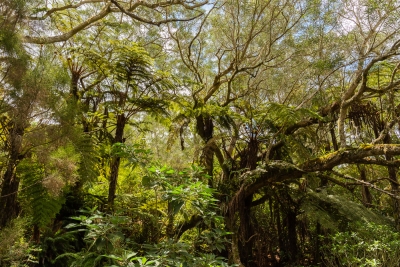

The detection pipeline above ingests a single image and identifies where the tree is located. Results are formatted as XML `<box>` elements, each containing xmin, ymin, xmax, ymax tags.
<box><xmin>3</xmin><ymin>0</ymin><xmax>400</xmax><ymax>266</ymax></box>
<box><xmin>64</xmin><ymin>40</ymin><xmax>176</xmax><ymax>209</ymax></box>
<box><xmin>165</xmin><ymin>0</ymin><xmax>400</xmax><ymax>265</ymax></box>
<box><xmin>22</xmin><ymin>0</ymin><xmax>208</xmax><ymax>44</ymax></box>
<box><xmin>166</xmin><ymin>0</ymin><xmax>313</xmax><ymax>264</ymax></box>
<box><xmin>0</xmin><ymin>0</ymin><xmax>206</xmax><ymax>227</ymax></box>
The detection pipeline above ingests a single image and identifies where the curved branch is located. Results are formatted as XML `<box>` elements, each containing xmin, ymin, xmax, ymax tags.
<box><xmin>110</xmin><ymin>0</ymin><xmax>204</xmax><ymax>26</ymax></box>
<box><xmin>129</xmin><ymin>0</ymin><xmax>208</xmax><ymax>10</ymax></box>
<box><xmin>352</xmin><ymin>158</ymin><xmax>400</xmax><ymax>167</ymax></box>
<box><xmin>315</xmin><ymin>172</ymin><xmax>356</xmax><ymax>190</ymax></box>
<box><xmin>27</xmin><ymin>0</ymin><xmax>106</xmax><ymax>20</ymax></box>
<box><xmin>228</xmin><ymin>144</ymin><xmax>400</xmax><ymax>216</ymax></box>
<box><xmin>250</xmin><ymin>193</ymin><xmax>269</xmax><ymax>207</ymax></box>
<box><xmin>24</xmin><ymin>3</ymin><xmax>112</xmax><ymax>44</ymax></box>
<box><xmin>301</xmin><ymin>144</ymin><xmax>400</xmax><ymax>172</ymax></box>
<box><xmin>330</xmin><ymin>170</ymin><xmax>400</xmax><ymax>199</ymax></box>
<box><xmin>175</xmin><ymin>214</ymin><xmax>203</xmax><ymax>239</ymax></box>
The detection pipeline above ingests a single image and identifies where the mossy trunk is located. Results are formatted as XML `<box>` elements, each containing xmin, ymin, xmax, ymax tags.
<box><xmin>237</xmin><ymin>137</ymin><xmax>259</xmax><ymax>266</ymax></box>
<box><xmin>387</xmin><ymin>161</ymin><xmax>400</xmax><ymax>228</ymax></box>
<box><xmin>238</xmin><ymin>195</ymin><xmax>256</xmax><ymax>267</ymax></box>
<box><xmin>384</xmin><ymin>135</ymin><xmax>400</xmax><ymax>229</ymax></box>
<box><xmin>232</xmin><ymin>232</ymin><xmax>245</xmax><ymax>267</ymax></box>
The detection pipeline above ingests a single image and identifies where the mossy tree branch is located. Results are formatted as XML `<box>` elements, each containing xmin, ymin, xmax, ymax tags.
<box><xmin>228</xmin><ymin>144</ymin><xmax>400</xmax><ymax>216</ymax></box>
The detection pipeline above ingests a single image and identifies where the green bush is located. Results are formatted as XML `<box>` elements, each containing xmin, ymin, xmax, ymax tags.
<box><xmin>0</xmin><ymin>218</ymin><xmax>40</xmax><ymax>267</ymax></box>
<box><xmin>321</xmin><ymin>223</ymin><xmax>400</xmax><ymax>267</ymax></box>
<box><xmin>58</xmin><ymin>209</ymin><xmax>231</xmax><ymax>267</ymax></box>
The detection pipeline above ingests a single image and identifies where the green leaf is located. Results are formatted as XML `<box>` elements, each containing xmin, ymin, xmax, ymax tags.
<box><xmin>142</xmin><ymin>176</ymin><xmax>153</xmax><ymax>187</ymax></box>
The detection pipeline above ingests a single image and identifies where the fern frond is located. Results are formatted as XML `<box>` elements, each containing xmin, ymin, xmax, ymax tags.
<box><xmin>302</xmin><ymin>189</ymin><xmax>392</xmax><ymax>230</ymax></box>
<box><xmin>167</xmin><ymin>114</ymin><xmax>190</xmax><ymax>151</ymax></box>
<box><xmin>266</xmin><ymin>102</ymin><xmax>323</xmax><ymax>127</ymax></box>
<box><xmin>19</xmin><ymin>160</ymin><xmax>64</xmax><ymax>229</ymax></box>
<box><xmin>74</xmin><ymin>134</ymin><xmax>100</xmax><ymax>184</ymax></box>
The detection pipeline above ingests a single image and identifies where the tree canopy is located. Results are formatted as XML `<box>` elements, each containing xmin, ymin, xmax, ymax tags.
<box><xmin>2</xmin><ymin>0</ymin><xmax>400</xmax><ymax>266</ymax></box>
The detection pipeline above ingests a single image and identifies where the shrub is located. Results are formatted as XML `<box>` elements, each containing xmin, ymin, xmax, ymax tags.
<box><xmin>321</xmin><ymin>223</ymin><xmax>400</xmax><ymax>267</ymax></box>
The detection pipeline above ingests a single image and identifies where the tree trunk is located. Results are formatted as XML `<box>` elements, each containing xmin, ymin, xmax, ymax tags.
<box><xmin>33</xmin><ymin>224</ymin><xmax>40</xmax><ymax>243</ymax></box>
<box><xmin>196</xmin><ymin>115</ymin><xmax>214</xmax><ymax>184</ymax></box>
<box><xmin>0</xmin><ymin>122</ymin><xmax>25</xmax><ymax>228</ymax></box>
<box><xmin>276</xmin><ymin>202</ymin><xmax>284</xmax><ymax>251</ymax></box>
<box><xmin>238</xmin><ymin>195</ymin><xmax>256</xmax><ymax>267</ymax></box>
<box><xmin>235</xmin><ymin>137</ymin><xmax>259</xmax><ymax>266</ymax></box>
<box><xmin>202</xmin><ymin>145</ymin><xmax>214</xmax><ymax>179</ymax></box>
<box><xmin>384</xmin><ymin>135</ymin><xmax>400</xmax><ymax>229</ymax></box>
<box><xmin>287</xmin><ymin>209</ymin><xmax>298</xmax><ymax>261</ymax></box>
<box><xmin>388</xmin><ymin>163</ymin><xmax>400</xmax><ymax>229</ymax></box>
<box><xmin>314</xmin><ymin>222</ymin><xmax>321</xmax><ymax>264</ymax></box>
<box><xmin>359</xmin><ymin>167</ymin><xmax>372</xmax><ymax>208</ymax></box>
<box><xmin>0</xmin><ymin>168</ymin><xmax>21</xmax><ymax>228</ymax></box>
<box><xmin>232</xmin><ymin>232</ymin><xmax>245</xmax><ymax>267</ymax></box>
<box><xmin>330</xmin><ymin>123</ymin><xmax>338</xmax><ymax>151</ymax></box>
<box><xmin>166</xmin><ymin>201</ymin><xmax>175</xmax><ymax>238</ymax></box>
<box><xmin>247</xmin><ymin>137</ymin><xmax>258</xmax><ymax>170</ymax></box>
<box><xmin>107</xmin><ymin>114</ymin><xmax>126</xmax><ymax>209</ymax></box>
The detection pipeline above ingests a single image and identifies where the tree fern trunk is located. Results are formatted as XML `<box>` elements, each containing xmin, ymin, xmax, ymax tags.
<box><xmin>314</xmin><ymin>222</ymin><xmax>322</xmax><ymax>264</ymax></box>
<box><xmin>108</xmin><ymin>156</ymin><xmax>121</xmax><ymax>209</ymax></box>
<box><xmin>388</xmin><ymin>164</ymin><xmax>400</xmax><ymax>228</ymax></box>
<box><xmin>287</xmin><ymin>209</ymin><xmax>298</xmax><ymax>261</ymax></box>
<box><xmin>33</xmin><ymin>224</ymin><xmax>40</xmax><ymax>243</ymax></box>
<box><xmin>246</xmin><ymin>137</ymin><xmax>258</xmax><ymax>170</ymax></box>
<box><xmin>276</xmin><ymin>202</ymin><xmax>284</xmax><ymax>250</ymax></box>
<box><xmin>330</xmin><ymin>124</ymin><xmax>338</xmax><ymax>151</ymax></box>
<box><xmin>108</xmin><ymin>114</ymin><xmax>126</xmax><ymax>209</ymax></box>
<box><xmin>202</xmin><ymin>145</ymin><xmax>214</xmax><ymax>179</ymax></box>
<box><xmin>196</xmin><ymin>115</ymin><xmax>214</xmax><ymax>184</ymax></box>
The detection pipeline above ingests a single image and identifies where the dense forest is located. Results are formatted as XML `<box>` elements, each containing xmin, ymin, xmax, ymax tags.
<box><xmin>2</xmin><ymin>0</ymin><xmax>400</xmax><ymax>266</ymax></box>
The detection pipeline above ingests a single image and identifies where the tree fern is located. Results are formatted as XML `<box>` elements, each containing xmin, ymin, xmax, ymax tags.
<box><xmin>301</xmin><ymin>189</ymin><xmax>393</xmax><ymax>230</ymax></box>
<box><xmin>74</xmin><ymin>133</ymin><xmax>100</xmax><ymax>184</ymax></box>
<box><xmin>265</xmin><ymin>102</ymin><xmax>323</xmax><ymax>127</ymax></box>
<box><xmin>39</xmin><ymin>230</ymin><xmax>79</xmax><ymax>266</ymax></box>
<box><xmin>19</xmin><ymin>160</ymin><xmax>64</xmax><ymax>229</ymax></box>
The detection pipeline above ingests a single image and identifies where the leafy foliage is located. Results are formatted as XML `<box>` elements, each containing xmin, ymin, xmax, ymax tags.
<box><xmin>19</xmin><ymin>160</ymin><xmax>64</xmax><ymax>230</ymax></box>
<box><xmin>0</xmin><ymin>218</ymin><xmax>39</xmax><ymax>267</ymax></box>
<box><xmin>322</xmin><ymin>223</ymin><xmax>400</xmax><ymax>267</ymax></box>
<box><xmin>57</xmin><ymin>165</ymin><xmax>233</xmax><ymax>267</ymax></box>
<box><xmin>3</xmin><ymin>1</ymin><xmax>400</xmax><ymax>267</ymax></box>
<box><xmin>302</xmin><ymin>189</ymin><xmax>392</xmax><ymax>230</ymax></box>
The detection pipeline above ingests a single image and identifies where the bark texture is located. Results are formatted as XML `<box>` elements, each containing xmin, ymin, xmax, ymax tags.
<box><xmin>0</xmin><ymin>121</ymin><xmax>25</xmax><ymax>228</ymax></box>
<box><xmin>107</xmin><ymin>113</ymin><xmax>126</xmax><ymax>209</ymax></box>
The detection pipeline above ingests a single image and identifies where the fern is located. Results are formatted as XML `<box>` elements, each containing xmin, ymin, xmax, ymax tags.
<box><xmin>39</xmin><ymin>231</ymin><xmax>79</xmax><ymax>266</ymax></box>
<box><xmin>266</xmin><ymin>102</ymin><xmax>323</xmax><ymax>127</ymax></box>
<box><xmin>301</xmin><ymin>189</ymin><xmax>393</xmax><ymax>230</ymax></box>
<box><xmin>166</xmin><ymin>114</ymin><xmax>190</xmax><ymax>151</ymax></box>
<box><xmin>19</xmin><ymin>160</ymin><xmax>64</xmax><ymax>229</ymax></box>
<box><xmin>74</xmin><ymin>134</ymin><xmax>100</xmax><ymax>184</ymax></box>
